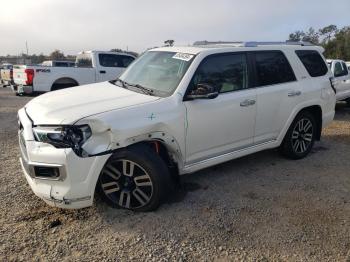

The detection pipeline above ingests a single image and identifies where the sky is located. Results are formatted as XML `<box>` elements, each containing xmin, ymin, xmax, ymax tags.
<box><xmin>0</xmin><ymin>0</ymin><xmax>349</xmax><ymax>56</ymax></box>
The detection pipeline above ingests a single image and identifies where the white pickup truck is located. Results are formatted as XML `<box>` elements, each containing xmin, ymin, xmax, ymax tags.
<box><xmin>327</xmin><ymin>59</ymin><xmax>350</xmax><ymax>104</ymax></box>
<box><xmin>41</xmin><ymin>60</ymin><xmax>75</xmax><ymax>67</ymax></box>
<box><xmin>13</xmin><ymin>51</ymin><xmax>136</xmax><ymax>95</ymax></box>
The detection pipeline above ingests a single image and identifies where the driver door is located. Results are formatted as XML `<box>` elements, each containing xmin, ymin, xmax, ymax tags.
<box><xmin>184</xmin><ymin>52</ymin><xmax>256</xmax><ymax>164</ymax></box>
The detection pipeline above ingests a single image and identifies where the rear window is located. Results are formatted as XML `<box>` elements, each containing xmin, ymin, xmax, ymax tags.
<box><xmin>76</xmin><ymin>53</ymin><xmax>93</xmax><ymax>68</ymax></box>
<box><xmin>99</xmin><ymin>54</ymin><xmax>135</xmax><ymax>68</ymax></box>
<box><xmin>295</xmin><ymin>50</ymin><xmax>328</xmax><ymax>77</ymax></box>
<box><xmin>254</xmin><ymin>51</ymin><xmax>296</xmax><ymax>87</ymax></box>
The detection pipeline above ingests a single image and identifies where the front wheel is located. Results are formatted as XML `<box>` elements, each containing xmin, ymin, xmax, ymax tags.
<box><xmin>97</xmin><ymin>144</ymin><xmax>172</xmax><ymax>212</ymax></box>
<box><xmin>280</xmin><ymin>111</ymin><xmax>316</xmax><ymax>159</ymax></box>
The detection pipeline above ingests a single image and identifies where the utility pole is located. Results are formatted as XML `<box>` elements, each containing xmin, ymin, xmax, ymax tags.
<box><xmin>25</xmin><ymin>41</ymin><xmax>29</xmax><ymax>56</ymax></box>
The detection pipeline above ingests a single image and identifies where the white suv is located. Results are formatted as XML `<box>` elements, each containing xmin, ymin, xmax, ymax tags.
<box><xmin>18</xmin><ymin>42</ymin><xmax>335</xmax><ymax>211</ymax></box>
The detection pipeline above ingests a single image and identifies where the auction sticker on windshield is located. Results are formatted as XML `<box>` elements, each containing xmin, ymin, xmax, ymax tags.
<box><xmin>172</xmin><ymin>53</ymin><xmax>194</xmax><ymax>61</ymax></box>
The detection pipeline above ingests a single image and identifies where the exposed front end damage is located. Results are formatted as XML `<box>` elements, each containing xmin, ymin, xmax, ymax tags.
<box><xmin>18</xmin><ymin>93</ymin><xmax>186</xmax><ymax>209</ymax></box>
<box><xmin>77</xmin><ymin>117</ymin><xmax>185</xmax><ymax>171</ymax></box>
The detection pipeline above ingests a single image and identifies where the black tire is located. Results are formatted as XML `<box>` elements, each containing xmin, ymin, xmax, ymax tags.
<box><xmin>97</xmin><ymin>144</ymin><xmax>173</xmax><ymax>212</ymax></box>
<box><xmin>280</xmin><ymin>111</ymin><xmax>316</xmax><ymax>160</ymax></box>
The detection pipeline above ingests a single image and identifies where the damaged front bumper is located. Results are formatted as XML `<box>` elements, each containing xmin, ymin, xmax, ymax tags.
<box><xmin>18</xmin><ymin>108</ymin><xmax>111</xmax><ymax>209</ymax></box>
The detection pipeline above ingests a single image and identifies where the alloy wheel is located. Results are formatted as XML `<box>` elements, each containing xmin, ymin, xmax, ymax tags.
<box><xmin>291</xmin><ymin>118</ymin><xmax>313</xmax><ymax>154</ymax></box>
<box><xmin>100</xmin><ymin>159</ymin><xmax>153</xmax><ymax>209</ymax></box>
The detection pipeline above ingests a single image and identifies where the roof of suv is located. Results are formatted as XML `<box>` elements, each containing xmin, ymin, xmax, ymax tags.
<box><xmin>153</xmin><ymin>42</ymin><xmax>324</xmax><ymax>55</ymax></box>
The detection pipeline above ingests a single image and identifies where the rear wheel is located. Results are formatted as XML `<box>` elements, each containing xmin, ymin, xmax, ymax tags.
<box><xmin>97</xmin><ymin>144</ymin><xmax>172</xmax><ymax>212</ymax></box>
<box><xmin>280</xmin><ymin>111</ymin><xmax>316</xmax><ymax>159</ymax></box>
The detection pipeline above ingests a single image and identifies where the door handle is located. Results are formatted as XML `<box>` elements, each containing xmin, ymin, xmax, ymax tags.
<box><xmin>288</xmin><ymin>91</ymin><xmax>301</xmax><ymax>97</ymax></box>
<box><xmin>240</xmin><ymin>99</ymin><xmax>256</xmax><ymax>107</ymax></box>
<box><xmin>99</xmin><ymin>70</ymin><xmax>106</xmax><ymax>74</ymax></box>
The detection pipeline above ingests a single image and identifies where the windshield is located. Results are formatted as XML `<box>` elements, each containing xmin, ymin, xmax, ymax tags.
<box><xmin>119</xmin><ymin>51</ymin><xmax>194</xmax><ymax>96</ymax></box>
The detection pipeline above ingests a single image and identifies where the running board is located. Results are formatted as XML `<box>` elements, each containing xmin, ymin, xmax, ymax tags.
<box><xmin>181</xmin><ymin>140</ymin><xmax>277</xmax><ymax>174</ymax></box>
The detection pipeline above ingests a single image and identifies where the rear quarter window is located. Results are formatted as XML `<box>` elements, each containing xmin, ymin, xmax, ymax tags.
<box><xmin>295</xmin><ymin>50</ymin><xmax>328</xmax><ymax>77</ymax></box>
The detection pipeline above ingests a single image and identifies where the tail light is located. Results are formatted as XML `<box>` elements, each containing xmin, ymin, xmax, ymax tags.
<box><xmin>25</xmin><ymin>69</ymin><xmax>34</xmax><ymax>85</ymax></box>
<box><xmin>10</xmin><ymin>69</ymin><xmax>13</xmax><ymax>79</ymax></box>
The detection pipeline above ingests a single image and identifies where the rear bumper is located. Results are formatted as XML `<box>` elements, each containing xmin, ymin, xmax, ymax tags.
<box><xmin>17</xmin><ymin>85</ymin><xmax>33</xmax><ymax>94</ymax></box>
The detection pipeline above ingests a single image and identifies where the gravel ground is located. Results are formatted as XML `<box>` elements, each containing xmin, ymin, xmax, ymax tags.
<box><xmin>0</xmin><ymin>87</ymin><xmax>349</xmax><ymax>261</ymax></box>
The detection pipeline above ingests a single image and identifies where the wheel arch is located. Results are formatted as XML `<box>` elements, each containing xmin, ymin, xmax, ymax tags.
<box><xmin>51</xmin><ymin>77</ymin><xmax>79</xmax><ymax>91</ymax></box>
<box><xmin>280</xmin><ymin>104</ymin><xmax>323</xmax><ymax>144</ymax></box>
<box><xmin>299</xmin><ymin>105</ymin><xmax>322</xmax><ymax>140</ymax></box>
<box><xmin>89</xmin><ymin>133</ymin><xmax>184</xmax><ymax>199</ymax></box>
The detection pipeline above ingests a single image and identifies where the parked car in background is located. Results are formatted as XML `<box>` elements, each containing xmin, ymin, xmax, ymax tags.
<box><xmin>327</xmin><ymin>59</ymin><xmax>350</xmax><ymax>104</ymax></box>
<box><xmin>41</xmin><ymin>60</ymin><xmax>75</xmax><ymax>67</ymax></box>
<box><xmin>13</xmin><ymin>51</ymin><xmax>136</xmax><ymax>95</ymax></box>
<box><xmin>18</xmin><ymin>41</ymin><xmax>335</xmax><ymax>211</ymax></box>
<box><xmin>346</xmin><ymin>61</ymin><xmax>350</xmax><ymax>70</ymax></box>
<box><xmin>0</xmin><ymin>63</ymin><xmax>14</xmax><ymax>87</ymax></box>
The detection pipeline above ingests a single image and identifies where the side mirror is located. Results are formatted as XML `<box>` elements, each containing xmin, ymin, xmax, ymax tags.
<box><xmin>186</xmin><ymin>83</ymin><xmax>219</xmax><ymax>100</ymax></box>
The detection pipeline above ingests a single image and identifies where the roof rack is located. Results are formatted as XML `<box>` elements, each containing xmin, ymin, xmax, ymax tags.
<box><xmin>193</xmin><ymin>40</ymin><xmax>314</xmax><ymax>47</ymax></box>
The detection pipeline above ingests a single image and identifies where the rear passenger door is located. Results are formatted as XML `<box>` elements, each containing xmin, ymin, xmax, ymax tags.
<box><xmin>252</xmin><ymin>51</ymin><xmax>300</xmax><ymax>144</ymax></box>
<box><xmin>97</xmin><ymin>53</ymin><xmax>135</xmax><ymax>82</ymax></box>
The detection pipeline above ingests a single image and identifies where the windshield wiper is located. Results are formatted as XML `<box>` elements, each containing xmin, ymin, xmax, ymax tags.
<box><xmin>110</xmin><ymin>78</ymin><xmax>128</xmax><ymax>89</ymax></box>
<box><xmin>124</xmin><ymin>81</ymin><xmax>154</xmax><ymax>96</ymax></box>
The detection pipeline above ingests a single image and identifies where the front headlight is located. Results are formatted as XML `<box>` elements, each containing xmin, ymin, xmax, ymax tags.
<box><xmin>33</xmin><ymin>125</ymin><xmax>92</xmax><ymax>156</ymax></box>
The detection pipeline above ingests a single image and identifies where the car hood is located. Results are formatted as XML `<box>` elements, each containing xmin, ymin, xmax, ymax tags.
<box><xmin>25</xmin><ymin>81</ymin><xmax>161</xmax><ymax>125</ymax></box>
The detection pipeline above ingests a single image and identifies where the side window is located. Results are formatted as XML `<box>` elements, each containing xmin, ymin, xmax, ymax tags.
<box><xmin>98</xmin><ymin>54</ymin><xmax>120</xmax><ymax>67</ymax></box>
<box><xmin>254</xmin><ymin>51</ymin><xmax>296</xmax><ymax>87</ymax></box>
<box><xmin>190</xmin><ymin>53</ymin><xmax>248</xmax><ymax>93</ymax></box>
<box><xmin>295</xmin><ymin>50</ymin><xmax>328</xmax><ymax>77</ymax></box>
<box><xmin>118</xmin><ymin>55</ymin><xmax>135</xmax><ymax>68</ymax></box>
<box><xmin>55</xmin><ymin>62</ymin><xmax>68</xmax><ymax>67</ymax></box>
<box><xmin>334</xmin><ymin>62</ymin><xmax>343</xmax><ymax>77</ymax></box>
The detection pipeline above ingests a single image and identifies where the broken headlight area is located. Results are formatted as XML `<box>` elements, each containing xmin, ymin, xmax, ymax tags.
<box><xmin>32</xmin><ymin>125</ymin><xmax>92</xmax><ymax>157</ymax></box>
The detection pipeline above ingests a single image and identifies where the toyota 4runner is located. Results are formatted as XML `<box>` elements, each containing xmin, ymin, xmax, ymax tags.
<box><xmin>18</xmin><ymin>41</ymin><xmax>335</xmax><ymax>211</ymax></box>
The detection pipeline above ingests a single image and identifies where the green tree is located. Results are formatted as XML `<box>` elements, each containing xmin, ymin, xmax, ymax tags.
<box><xmin>319</xmin><ymin>25</ymin><xmax>338</xmax><ymax>43</ymax></box>
<box><xmin>289</xmin><ymin>25</ymin><xmax>350</xmax><ymax>60</ymax></box>
<box><xmin>164</xmin><ymin>40</ymin><xmax>175</xmax><ymax>47</ymax></box>
<box><xmin>323</xmin><ymin>26</ymin><xmax>350</xmax><ymax>60</ymax></box>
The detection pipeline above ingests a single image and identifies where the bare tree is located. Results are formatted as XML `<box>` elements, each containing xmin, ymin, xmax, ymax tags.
<box><xmin>289</xmin><ymin>31</ymin><xmax>305</xmax><ymax>42</ymax></box>
<box><xmin>49</xmin><ymin>50</ymin><xmax>65</xmax><ymax>60</ymax></box>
